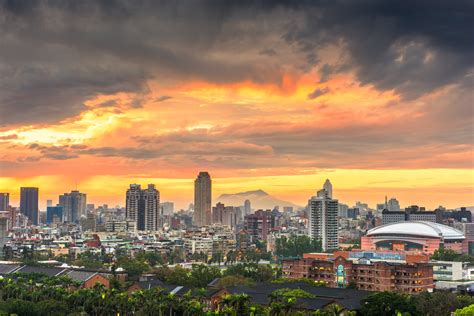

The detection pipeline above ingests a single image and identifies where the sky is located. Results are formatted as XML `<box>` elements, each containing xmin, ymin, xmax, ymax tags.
<box><xmin>0</xmin><ymin>0</ymin><xmax>473</xmax><ymax>210</ymax></box>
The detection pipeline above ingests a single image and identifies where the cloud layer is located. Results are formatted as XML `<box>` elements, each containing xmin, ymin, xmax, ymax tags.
<box><xmin>0</xmin><ymin>0</ymin><xmax>473</xmax><ymax>208</ymax></box>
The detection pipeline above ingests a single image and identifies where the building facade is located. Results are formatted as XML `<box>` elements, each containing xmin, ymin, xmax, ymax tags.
<box><xmin>308</xmin><ymin>186</ymin><xmax>338</xmax><ymax>251</ymax></box>
<box><xmin>0</xmin><ymin>193</ymin><xmax>9</xmax><ymax>212</ymax></box>
<box><xmin>126</xmin><ymin>184</ymin><xmax>160</xmax><ymax>231</ymax></box>
<box><xmin>244</xmin><ymin>209</ymin><xmax>274</xmax><ymax>242</ymax></box>
<box><xmin>282</xmin><ymin>254</ymin><xmax>433</xmax><ymax>293</ymax></box>
<box><xmin>59</xmin><ymin>190</ymin><xmax>87</xmax><ymax>223</ymax></box>
<box><xmin>46</xmin><ymin>206</ymin><xmax>63</xmax><ymax>224</ymax></box>
<box><xmin>194</xmin><ymin>172</ymin><xmax>212</xmax><ymax>227</ymax></box>
<box><xmin>20</xmin><ymin>187</ymin><xmax>39</xmax><ymax>225</ymax></box>
<box><xmin>361</xmin><ymin>221</ymin><xmax>468</xmax><ymax>254</ymax></box>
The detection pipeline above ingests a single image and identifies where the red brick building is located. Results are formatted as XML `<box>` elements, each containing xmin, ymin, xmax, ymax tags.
<box><xmin>282</xmin><ymin>254</ymin><xmax>433</xmax><ymax>293</ymax></box>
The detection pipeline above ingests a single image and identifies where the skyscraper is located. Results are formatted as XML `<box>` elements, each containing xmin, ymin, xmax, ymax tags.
<box><xmin>0</xmin><ymin>193</ymin><xmax>9</xmax><ymax>212</ymax></box>
<box><xmin>244</xmin><ymin>199</ymin><xmax>251</xmax><ymax>216</ymax></box>
<box><xmin>126</xmin><ymin>184</ymin><xmax>141</xmax><ymax>225</ymax></box>
<box><xmin>20</xmin><ymin>187</ymin><xmax>39</xmax><ymax>225</ymax></box>
<box><xmin>194</xmin><ymin>172</ymin><xmax>212</xmax><ymax>227</ymax></box>
<box><xmin>323</xmin><ymin>179</ymin><xmax>333</xmax><ymax>199</ymax></box>
<box><xmin>308</xmin><ymin>182</ymin><xmax>339</xmax><ymax>251</ymax></box>
<box><xmin>59</xmin><ymin>190</ymin><xmax>87</xmax><ymax>223</ymax></box>
<box><xmin>141</xmin><ymin>184</ymin><xmax>160</xmax><ymax>231</ymax></box>
<box><xmin>126</xmin><ymin>184</ymin><xmax>160</xmax><ymax>231</ymax></box>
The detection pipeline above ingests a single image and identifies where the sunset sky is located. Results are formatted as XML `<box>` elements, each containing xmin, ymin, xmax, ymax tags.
<box><xmin>0</xmin><ymin>1</ymin><xmax>473</xmax><ymax>210</ymax></box>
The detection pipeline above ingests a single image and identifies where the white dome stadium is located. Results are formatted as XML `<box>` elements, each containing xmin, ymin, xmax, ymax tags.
<box><xmin>366</xmin><ymin>221</ymin><xmax>465</xmax><ymax>240</ymax></box>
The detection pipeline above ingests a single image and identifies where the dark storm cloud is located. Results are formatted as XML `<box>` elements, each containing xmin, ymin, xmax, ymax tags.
<box><xmin>307</xmin><ymin>87</ymin><xmax>329</xmax><ymax>99</ymax></box>
<box><xmin>0</xmin><ymin>0</ymin><xmax>472</xmax><ymax>126</ymax></box>
<box><xmin>284</xmin><ymin>0</ymin><xmax>474</xmax><ymax>98</ymax></box>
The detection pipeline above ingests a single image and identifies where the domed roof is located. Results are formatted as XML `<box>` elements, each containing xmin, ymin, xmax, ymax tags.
<box><xmin>366</xmin><ymin>221</ymin><xmax>465</xmax><ymax>240</ymax></box>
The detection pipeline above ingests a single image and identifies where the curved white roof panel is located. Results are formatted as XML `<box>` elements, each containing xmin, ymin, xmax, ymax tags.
<box><xmin>366</xmin><ymin>221</ymin><xmax>465</xmax><ymax>240</ymax></box>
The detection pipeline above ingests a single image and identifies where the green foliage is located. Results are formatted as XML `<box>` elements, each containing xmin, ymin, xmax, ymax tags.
<box><xmin>189</xmin><ymin>264</ymin><xmax>222</xmax><ymax>288</ymax></box>
<box><xmin>272</xmin><ymin>278</ymin><xmax>327</xmax><ymax>287</ymax></box>
<box><xmin>136</xmin><ymin>251</ymin><xmax>164</xmax><ymax>267</ymax></box>
<box><xmin>275</xmin><ymin>235</ymin><xmax>322</xmax><ymax>258</ymax></box>
<box><xmin>224</xmin><ymin>263</ymin><xmax>275</xmax><ymax>282</ymax></box>
<box><xmin>454</xmin><ymin>304</ymin><xmax>474</xmax><ymax>316</ymax></box>
<box><xmin>217</xmin><ymin>275</ymin><xmax>255</xmax><ymax>288</ymax></box>
<box><xmin>431</xmin><ymin>248</ymin><xmax>474</xmax><ymax>264</ymax></box>
<box><xmin>414</xmin><ymin>291</ymin><xmax>458</xmax><ymax>315</ymax></box>
<box><xmin>272</xmin><ymin>288</ymin><xmax>315</xmax><ymax>298</ymax></box>
<box><xmin>117</xmin><ymin>257</ymin><xmax>149</xmax><ymax>279</ymax></box>
<box><xmin>360</xmin><ymin>292</ymin><xmax>417</xmax><ymax>316</ymax></box>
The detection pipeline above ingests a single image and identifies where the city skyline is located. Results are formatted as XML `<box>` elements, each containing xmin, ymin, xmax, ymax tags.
<box><xmin>0</xmin><ymin>2</ymin><xmax>473</xmax><ymax>211</ymax></box>
<box><xmin>0</xmin><ymin>172</ymin><xmax>472</xmax><ymax>212</ymax></box>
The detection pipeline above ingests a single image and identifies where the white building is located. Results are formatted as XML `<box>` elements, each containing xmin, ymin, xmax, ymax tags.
<box><xmin>308</xmin><ymin>183</ymin><xmax>338</xmax><ymax>251</ymax></box>
<box><xmin>323</xmin><ymin>179</ymin><xmax>333</xmax><ymax>199</ymax></box>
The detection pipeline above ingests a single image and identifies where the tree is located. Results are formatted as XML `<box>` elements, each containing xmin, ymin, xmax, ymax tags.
<box><xmin>189</xmin><ymin>264</ymin><xmax>221</xmax><ymax>288</ymax></box>
<box><xmin>118</xmin><ymin>257</ymin><xmax>149</xmax><ymax>279</ymax></box>
<box><xmin>217</xmin><ymin>275</ymin><xmax>255</xmax><ymax>288</ymax></box>
<box><xmin>224</xmin><ymin>263</ymin><xmax>275</xmax><ymax>282</ymax></box>
<box><xmin>455</xmin><ymin>304</ymin><xmax>474</xmax><ymax>316</ymax></box>
<box><xmin>275</xmin><ymin>235</ymin><xmax>322</xmax><ymax>258</ymax></box>
<box><xmin>166</xmin><ymin>265</ymin><xmax>190</xmax><ymax>285</ymax></box>
<box><xmin>359</xmin><ymin>292</ymin><xmax>417</xmax><ymax>316</ymax></box>
<box><xmin>414</xmin><ymin>291</ymin><xmax>458</xmax><ymax>316</ymax></box>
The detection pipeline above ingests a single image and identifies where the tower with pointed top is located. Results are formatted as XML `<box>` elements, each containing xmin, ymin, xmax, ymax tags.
<box><xmin>323</xmin><ymin>179</ymin><xmax>333</xmax><ymax>199</ymax></box>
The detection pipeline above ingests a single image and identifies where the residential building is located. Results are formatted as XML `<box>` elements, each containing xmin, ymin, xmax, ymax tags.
<box><xmin>0</xmin><ymin>193</ymin><xmax>9</xmax><ymax>212</ymax></box>
<box><xmin>308</xmin><ymin>183</ymin><xmax>338</xmax><ymax>251</ymax></box>
<box><xmin>20</xmin><ymin>187</ymin><xmax>39</xmax><ymax>225</ymax></box>
<box><xmin>244</xmin><ymin>209</ymin><xmax>274</xmax><ymax>242</ymax></box>
<box><xmin>212</xmin><ymin>202</ymin><xmax>239</xmax><ymax>229</ymax></box>
<box><xmin>59</xmin><ymin>190</ymin><xmax>87</xmax><ymax>223</ymax></box>
<box><xmin>194</xmin><ymin>172</ymin><xmax>212</xmax><ymax>227</ymax></box>
<box><xmin>126</xmin><ymin>184</ymin><xmax>160</xmax><ymax>231</ymax></box>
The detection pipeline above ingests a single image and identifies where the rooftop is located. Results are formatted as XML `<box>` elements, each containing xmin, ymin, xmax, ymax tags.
<box><xmin>366</xmin><ymin>221</ymin><xmax>465</xmax><ymax>240</ymax></box>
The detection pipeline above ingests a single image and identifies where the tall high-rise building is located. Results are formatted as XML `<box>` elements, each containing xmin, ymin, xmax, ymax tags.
<box><xmin>141</xmin><ymin>184</ymin><xmax>160</xmax><ymax>231</ymax></box>
<box><xmin>194</xmin><ymin>172</ymin><xmax>212</xmax><ymax>227</ymax></box>
<box><xmin>308</xmin><ymin>182</ymin><xmax>339</xmax><ymax>251</ymax></box>
<box><xmin>59</xmin><ymin>190</ymin><xmax>87</xmax><ymax>223</ymax></box>
<box><xmin>126</xmin><ymin>184</ymin><xmax>142</xmax><ymax>224</ymax></box>
<box><xmin>323</xmin><ymin>179</ymin><xmax>333</xmax><ymax>199</ymax></box>
<box><xmin>0</xmin><ymin>193</ymin><xmax>9</xmax><ymax>212</ymax></box>
<box><xmin>126</xmin><ymin>184</ymin><xmax>160</xmax><ymax>231</ymax></box>
<box><xmin>244</xmin><ymin>199</ymin><xmax>251</xmax><ymax>216</ymax></box>
<box><xmin>46</xmin><ymin>199</ymin><xmax>53</xmax><ymax>207</ymax></box>
<box><xmin>20</xmin><ymin>187</ymin><xmax>39</xmax><ymax>225</ymax></box>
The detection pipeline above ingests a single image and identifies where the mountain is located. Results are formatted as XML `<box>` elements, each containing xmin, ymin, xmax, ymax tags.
<box><xmin>217</xmin><ymin>190</ymin><xmax>302</xmax><ymax>210</ymax></box>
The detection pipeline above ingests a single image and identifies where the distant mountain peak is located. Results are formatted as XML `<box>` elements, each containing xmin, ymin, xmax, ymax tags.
<box><xmin>216</xmin><ymin>189</ymin><xmax>301</xmax><ymax>210</ymax></box>
<box><xmin>218</xmin><ymin>189</ymin><xmax>268</xmax><ymax>199</ymax></box>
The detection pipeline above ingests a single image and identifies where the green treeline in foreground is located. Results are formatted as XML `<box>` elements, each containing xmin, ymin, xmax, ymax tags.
<box><xmin>0</xmin><ymin>272</ymin><xmax>473</xmax><ymax>315</ymax></box>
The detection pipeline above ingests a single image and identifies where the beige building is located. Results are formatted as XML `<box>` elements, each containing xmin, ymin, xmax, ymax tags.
<box><xmin>194</xmin><ymin>172</ymin><xmax>212</xmax><ymax>227</ymax></box>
